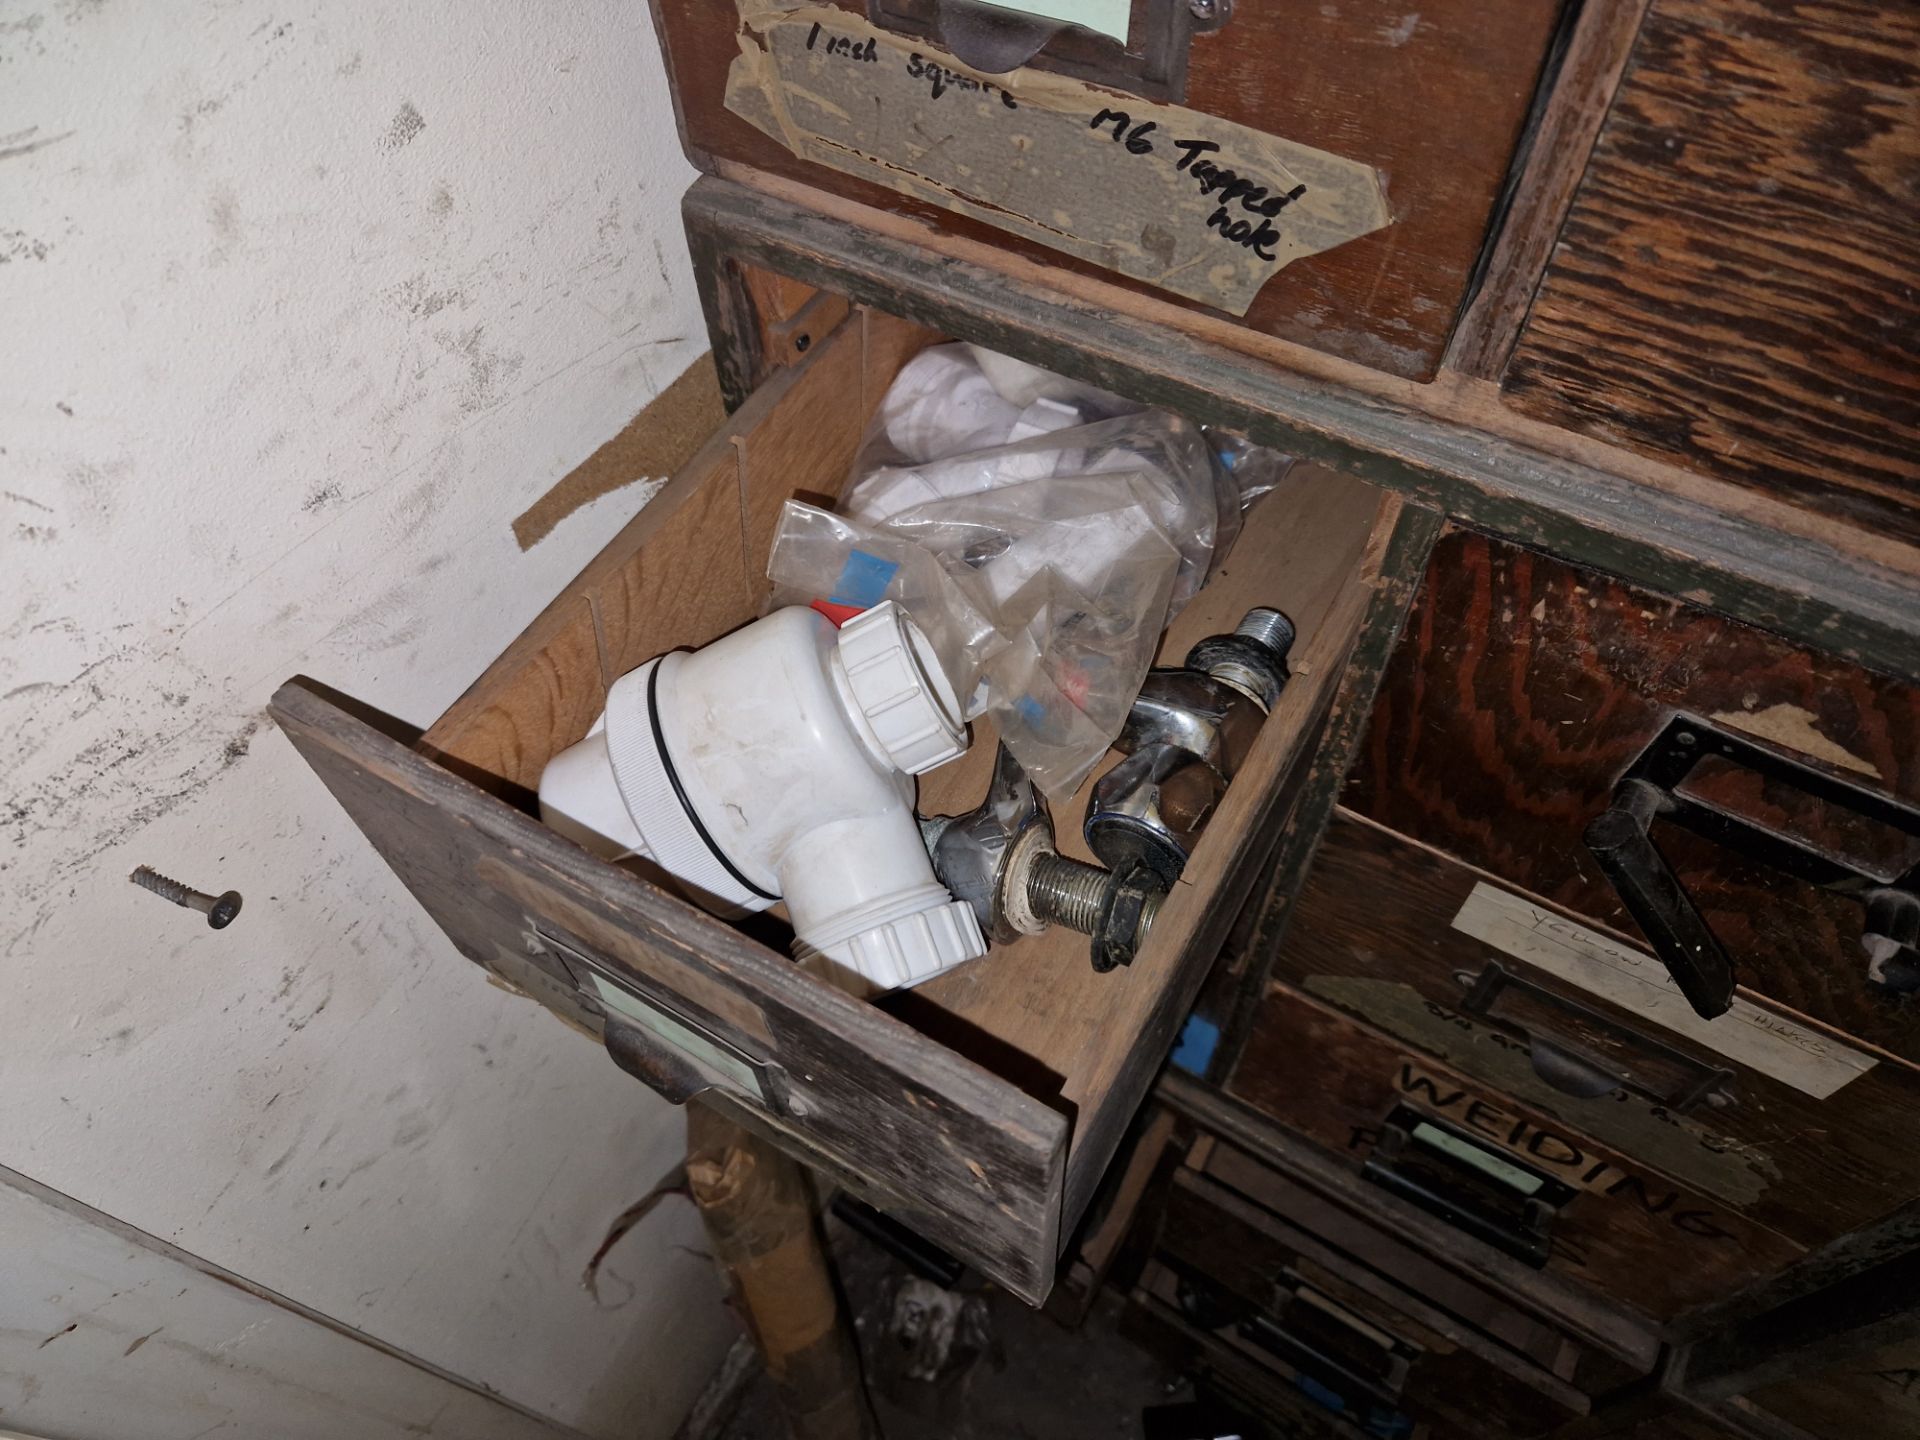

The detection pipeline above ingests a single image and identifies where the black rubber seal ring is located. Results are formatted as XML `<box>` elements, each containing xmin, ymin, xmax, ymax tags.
<box><xmin>646</xmin><ymin>659</ymin><xmax>779</xmax><ymax>902</ymax></box>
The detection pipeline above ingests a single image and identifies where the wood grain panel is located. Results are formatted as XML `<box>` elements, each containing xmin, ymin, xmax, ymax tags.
<box><xmin>729</xmin><ymin>307</ymin><xmax>873</xmax><ymax>609</ymax></box>
<box><xmin>1267</xmin><ymin>811</ymin><xmax>1920</xmax><ymax>1250</ymax></box>
<box><xmin>1196</xmin><ymin>1140</ymin><xmax>1625</xmax><ymax>1388</ymax></box>
<box><xmin>420</xmin><ymin>596</ymin><xmax>606</xmax><ymax>797</ymax></box>
<box><xmin>424</xmin><ymin>317</ymin><xmax>874</xmax><ymax>785</ymax></box>
<box><xmin>1346</xmin><ymin>528</ymin><xmax>1920</xmax><ymax>1059</ymax></box>
<box><xmin>650</xmin><ymin>0</ymin><xmax>1565</xmax><ymax>379</ymax></box>
<box><xmin>1228</xmin><ymin>983</ymin><xmax>1805</xmax><ymax>1323</ymax></box>
<box><xmin>1505</xmin><ymin>0</ymin><xmax>1920</xmax><ymax>542</ymax></box>
<box><xmin>1445</xmin><ymin>0</ymin><xmax>1653</xmax><ymax>377</ymax></box>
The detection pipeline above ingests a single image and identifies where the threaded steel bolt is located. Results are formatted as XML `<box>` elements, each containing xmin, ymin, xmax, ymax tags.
<box><xmin>1235</xmin><ymin>606</ymin><xmax>1295</xmax><ymax>655</ymax></box>
<box><xmin>1024</xmin><ymin>851</ymin><xmax>1162</xmax><ymax>945</ymax></box>
<box><xmin>1026</xmin><ymin>851</ymin><xmax>1109</xmax><ymax>935</ymax></box>
<box><xmin>129</xmin><ymin>866</ymin><xmax>243</xmax><ymax>929</ymax></box>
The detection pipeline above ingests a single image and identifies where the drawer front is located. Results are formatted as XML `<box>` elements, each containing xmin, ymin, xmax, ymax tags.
<box><xmin>1188</xmin><ymin>1138</ymin><xmax>1650</xmax><ymax>1397</ymax></box>
<box><xmin>1347</xmin><ymin>529</ymin><xmax>1920</xmax><ymax>1061</ymax></box>
<box><xmin>1503</xmin><ymin>0</ymin><xmax>1920</xmax><ymax>544</ymax></box>
<box><xmin>270</xmin><ymin>679</ymin><xmax>1068</xmax><ymax>1300</ymax></box>
<box><xmin>1226</xmin><ymin>984</ymin><xmax>1805</xmax><ymax>1322</ymax></box>
<box><xmin>1153</xmin><ymin>1168</ymin><xmax>1580</xmax><ymax>1437</ymax></box>
<box><xmin>649</xmin><ymin>0</ymin><xmax>1565</xmax><ymax>379</ymax></box>
<box><xmin>1269</xmin><ymin>814</ymin><xmax>1920</xmax><ymax>1263</ymax></box>
<box><xmin>1121</xmin><ymin>1271</ymin><xmax>1370</xmax><ymax>1440</ymax></box>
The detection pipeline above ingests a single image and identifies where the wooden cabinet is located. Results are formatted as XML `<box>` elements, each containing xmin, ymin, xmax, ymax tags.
<box><xmin>271</xmin><ymin>0</ymin><xmax>1917</xmax><ymax>1427</ymax></box>
<box><xmin>648</xmin><ymin>0</ymin><xmax>1568</xmax><ymax>379</ymax></box>
<box><xmin>1144</xmin><ymin>1163</ymin><xmax>1594</xmax><ymax>1436</ymax></box>
<box><xmin>1220</xmin><ymin>529</ymin><xmax>1920</xmax><ymax>1326</ymax></box>
<box><xmin>1230</xmin><ymin>984</ymin><xmax>1808</xmax><ymax>1322</ymax></box>
<box><xmin>1504</xmin><ymin>0</ymin><xmax>1920</xmax><ymax>545</ymax></box>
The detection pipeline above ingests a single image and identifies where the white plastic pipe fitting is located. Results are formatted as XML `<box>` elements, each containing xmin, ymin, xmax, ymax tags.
<box><xmin>538</xmin><ymin>602</ymin><xmax>986</xmax><ymax>991</ymax></box>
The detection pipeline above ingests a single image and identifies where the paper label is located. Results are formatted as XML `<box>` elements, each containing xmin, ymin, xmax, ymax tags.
<box><xmin>724</xmin><ymin>4</ymin><xmax>1392</xmax><ymax>315</ymax></box>
<box><xmin>1001</xmin><ymin>0</ymin><xmax>1131</xmax><ymax>43</ymax></box>
<box><xmin>1452</xmin><ymin>882</ymin><xmax>1878</xmax><ymax>1100</ymax></box>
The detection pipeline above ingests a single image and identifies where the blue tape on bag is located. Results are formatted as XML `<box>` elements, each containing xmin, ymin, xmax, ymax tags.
<box><xmin>829</xmin><ymin>549</ymin><xmax>899</xmax><ymax>609</ymax></box>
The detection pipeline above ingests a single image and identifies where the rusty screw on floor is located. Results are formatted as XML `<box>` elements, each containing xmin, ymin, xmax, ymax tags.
<box><xmin>129</xmin><ymin>866</ymin><xmax>243</xmax><ymax>929</ymax></box>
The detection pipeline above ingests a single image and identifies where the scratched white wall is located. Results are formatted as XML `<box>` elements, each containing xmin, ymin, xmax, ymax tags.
<box><xmin>1</xmin><ymin>3</ymin><xmax>735</xmax><ymax>1435</ymax></box>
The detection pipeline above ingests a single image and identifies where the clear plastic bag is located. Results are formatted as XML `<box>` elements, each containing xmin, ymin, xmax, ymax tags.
<box><xmin>767</xmin><ymin>343</ymin><xmax>1292</xmax><ymax>800</ymax></box>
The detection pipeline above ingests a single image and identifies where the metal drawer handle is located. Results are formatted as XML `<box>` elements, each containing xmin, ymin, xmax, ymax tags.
<box><xmin>1584</xmin><ymin>778</ymin><xmax>1737</xmax><ymax>1019</ymax></box>
<box><xmin>1362</xmin><ymin>1106</ymin><xmax>1576</xmax><ymax>1270</ymax></box>
<box><xmin>1584</xmin><ymin>714</ymin><xmax>1920</xmax><ymax>1021</ymax></box>
<box><xmin>602</xmin><ymin>1015</ymin><xmax>712</xmax><ymax>1107</ymax></box>
<box><xmin>1454</xmin><ymin>960</ymin><xmax>1735</xmax><ymax>1112</ymax></box>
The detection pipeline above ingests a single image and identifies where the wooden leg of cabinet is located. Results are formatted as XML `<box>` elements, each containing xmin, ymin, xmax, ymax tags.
<box><xmin>687</xmin><ymin>1101</ymin><xmax>875</xmax><ymax>1440</ymax></box>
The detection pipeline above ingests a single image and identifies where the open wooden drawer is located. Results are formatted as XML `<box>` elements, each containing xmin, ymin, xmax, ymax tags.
<box><xmin>269</xmin><ymin>305</ymin><xmax>1402</xmax><ymax>1303</ymax></box>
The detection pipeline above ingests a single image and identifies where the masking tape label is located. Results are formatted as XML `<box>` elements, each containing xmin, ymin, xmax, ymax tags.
<box><xmin>724</xmin><ymin>4</ymin><xmax>1392</xmax><ymax>315</ymax></box>
<box><xmin>1452</xmin><ymin>882</ymin><xmax>1878</xmax><ymax>1100</ymax></box>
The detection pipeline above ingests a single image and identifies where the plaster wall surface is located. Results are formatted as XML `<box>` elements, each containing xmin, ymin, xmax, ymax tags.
<box><xmin>1</xmin><ymin>3</ymin><xmax>733</xmax><ymax>1433</ymax></box>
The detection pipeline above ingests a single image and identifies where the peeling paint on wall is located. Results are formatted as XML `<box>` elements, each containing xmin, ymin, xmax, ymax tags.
<box><xmin>381</xmin><ymin>100</ymin><xmax>427</xmax><ymax>153</ymax></box>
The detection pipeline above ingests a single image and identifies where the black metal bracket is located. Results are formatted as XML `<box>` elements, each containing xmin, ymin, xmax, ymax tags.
<box><xmin>1584</xmin><ymin>714</ymin><xmax>1920</xmax><ymax>1021</ymax></box>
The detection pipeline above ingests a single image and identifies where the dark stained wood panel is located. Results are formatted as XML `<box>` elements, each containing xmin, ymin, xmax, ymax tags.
<box><xmin>1153</xmin><ymin>1170</ymin><xmax>1581</xmax><ymax>1437</ymax></box>
<box><xmin>1505</xmin><ymin>0</ymin><xmax>1920</xmax><ymax>543</ymax></box>
<box><xmin>650</xmin><ymin>0</ymin><xmax>1566</xmax><ymax>379</ymax></box>
<box><xmin>1748</xmin><ymin>1333</ymin><xmax>1920</xmax><ymax>1440</ymax></box>
<box><xmin>1266</xmin><ymin>811</ymin><xmax>1920</xmax><ymax>1253</ymax></box>
<box><xmin>1346</xmin><ymin>529</ymin><xmax>1920</xmax><ymax>1060</ymax></box>
<box><xmin>1226</xmin><ymin>983</ymin><xmax>1805</xmax><ymax>1323</ymax></box>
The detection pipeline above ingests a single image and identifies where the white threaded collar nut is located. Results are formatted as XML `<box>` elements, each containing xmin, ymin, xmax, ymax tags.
<box><xmin>835</xmin><ymin>602</ymin><xmax>965</xmax><ymax>776</ymax></box>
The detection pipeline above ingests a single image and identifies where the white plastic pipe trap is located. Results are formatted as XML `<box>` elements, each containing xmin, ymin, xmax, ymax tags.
<box><xmin>538</xmin><ymin>602</ymin><xmax>986</xmax><ymax>991</ymax></box>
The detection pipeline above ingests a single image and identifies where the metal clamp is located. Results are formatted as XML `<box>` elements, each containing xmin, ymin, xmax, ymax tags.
<box><xmin>1585</xmin><ymin>714</ymin><xmax>1920</xmax><ymax>1020</ymax></box>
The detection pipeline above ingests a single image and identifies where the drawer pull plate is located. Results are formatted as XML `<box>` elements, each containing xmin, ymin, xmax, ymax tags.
<box><xmin>1362</xmin><ymin>1105</ymin><xmax>1576</xmax><ymax>1269</ymax></box>
<box><xmin>534</xmin><ymin>926</ymin><xmax>794</xmax><ymax>1115</ymax></box>
<box><xmin>1455</xmin><ymin>959</ymin><xmax>1735</xmax><ymax>1113</ymax></box>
